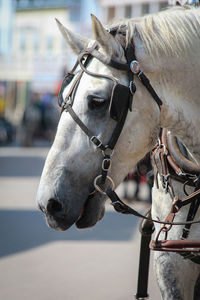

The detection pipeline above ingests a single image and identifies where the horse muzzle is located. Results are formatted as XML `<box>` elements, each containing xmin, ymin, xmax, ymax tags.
<box><xmin>37</xmin><ymin>194</ymin><xmax>105</xmax><ymax>231</ymax></box>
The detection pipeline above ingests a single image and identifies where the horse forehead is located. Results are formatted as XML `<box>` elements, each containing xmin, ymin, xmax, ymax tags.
<box><xmin>88</xmin><ymin>57</ymin><xmax>127</xmax><ymax>81</ymax></box>
<box><xmin>62</xmin><ymin>56</ymin><xmax>128</xmax><ymax>102</ymax></box>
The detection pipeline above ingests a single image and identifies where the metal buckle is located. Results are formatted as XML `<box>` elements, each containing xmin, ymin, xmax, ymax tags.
<box><xmin>62</xmin><ymin>97</ymin><xmax>73</xmax><ymax>110</ymax></box>
<box><xmin>129</xmin><ymin>80</ymin><xmax>136</xmax><ymax>95</ymax></box>
<box><xmin>90</xmin><ymin>136</ymin><xmax>102</xmax><ymax>148</ymax></box>
<box><xmin>102</xmin><ymin>158</ymin><xmax>111</xmax><ymax>171</ymax></box>
<box><xmin>130</xmin><ymin>60</ymin><xmax>141</xmax><ymax>74</ymax></box>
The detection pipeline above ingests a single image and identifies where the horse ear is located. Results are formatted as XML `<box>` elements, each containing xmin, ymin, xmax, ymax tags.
<box><xmin>55</xmin><ymin>19</ymin><xmax>90</xmax><ymax>55</ymax></box>
<box><xmin>91</xmin><ymin>14</ymin><xmax>123</xmax><ymax>58</ymax></box>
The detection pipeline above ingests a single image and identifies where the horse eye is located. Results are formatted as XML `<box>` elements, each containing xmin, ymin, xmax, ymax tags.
<box><xmin>88</xmin><ymin>97</ymin><xmax>108</xmax><ymax>111</ymax></box>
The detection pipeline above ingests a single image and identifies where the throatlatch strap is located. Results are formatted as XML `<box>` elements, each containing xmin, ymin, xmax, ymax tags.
<box><xmin>125</xmin><ymin>43</ymin><xmax>163</xmax><ymax>110</ymax></box>
<box><xmin>137</xmin><ymin>72</ymin><xmax>163</xmax><ymax>108</ymax></box>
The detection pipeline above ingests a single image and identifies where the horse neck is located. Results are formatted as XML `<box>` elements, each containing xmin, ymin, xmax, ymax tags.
<box><xmin>148</xmin><ymin>54</ymin><xmax>200</xmax><ymax>161</ymax></box>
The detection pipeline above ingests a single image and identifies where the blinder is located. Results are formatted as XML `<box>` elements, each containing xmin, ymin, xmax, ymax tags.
<box><xmin>109</xmin><ymin>83</ymin><xmax>131</xmax><ymax>122</ymax></box>
<box><xmin>58</xmin><ymin>73</ymin><xmax>132</xmax><ymax>122</ymax></box>
<box><xmin>57</xmin><ymin>40</ymin><xmax>162</xmax><ymax>153</ymax></box>
<box><xmin>58</xmin><ymin>73</ymin><xmax>75</xmax><ymax>107</ymax></box>
<box><xmin>58</xmin><ymin>77</ymin><xmax>131</xmax><ymax>123</ymax></box>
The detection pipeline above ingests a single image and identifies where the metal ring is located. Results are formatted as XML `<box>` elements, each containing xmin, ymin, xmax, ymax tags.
<box><xmin>102</xmin><ymin>148</ymin><xmax>114</xmax><ymax>157</ymax></box>
<box><xmin>94</xmin><ymin>175</ymin><xmax>115</xmax><ymax>195</ymax></box>
<box><xmin>130</xmin><ymin>60</ymin><xmax>140</xmax><ymax>74</ymax></box>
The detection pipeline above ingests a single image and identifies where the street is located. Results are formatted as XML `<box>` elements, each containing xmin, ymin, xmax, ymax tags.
<box><xmin>0</xmin><ymin>146</ymin><xmax>160</xmax><ymax>300</ymax></box>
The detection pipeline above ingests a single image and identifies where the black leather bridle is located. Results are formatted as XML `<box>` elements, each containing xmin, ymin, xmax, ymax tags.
<box><xmin>57</xmin><ymin>26</ymin><xmax>200</xmax><ymax>300</ymax></box>
<box><xmin>58</xmin><ymin>31</ymin><xmax>164</xmax><ymax>213</ymax></box>
<box><xmin>58</xmin><ymin>29</ymin><xmax>200</xmax><ymax>228</ymax></box>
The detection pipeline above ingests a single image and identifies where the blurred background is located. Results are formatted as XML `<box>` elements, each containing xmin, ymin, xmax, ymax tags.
<box><xmin>0</xmin><ymin>0</ymin><xmax>180</xmax><ymax>147</ymax></box>
<box><xmin>0</xmin><ymin>1</ymin><xmax>184</xmax><ymax>300</ymax></box>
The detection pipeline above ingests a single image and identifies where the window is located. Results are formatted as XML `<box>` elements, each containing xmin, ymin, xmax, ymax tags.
<box><xmin>125</xmin><ymin>5</ymin><xmax>132</xmax><ymax>18</ymax></box>
<box><xmin>142</xmin><ymin>3</ymin><xmax>149</xmax><ymax>16</ymax></box>
<box><xmin>108</xmin><ymin>6</ymin><xmax>115</xmax><ymax>21</ymax></box>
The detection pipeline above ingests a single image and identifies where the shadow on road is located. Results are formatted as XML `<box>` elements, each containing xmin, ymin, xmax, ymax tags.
<box><xmin>0</xmin><ymin>209</ymin><xmax>139</xmax><ymax>258</ymax></box>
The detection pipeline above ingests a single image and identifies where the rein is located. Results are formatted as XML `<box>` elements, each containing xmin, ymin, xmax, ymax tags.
<box><xmin>150</xmin><ymin>129</ymin><xmax>200</xmax><ymax>259</ymax></box>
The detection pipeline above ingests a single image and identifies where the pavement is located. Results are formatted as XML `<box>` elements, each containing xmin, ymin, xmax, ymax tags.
<box><xmin>0</xmin><ymin>146</ymin><xmax>161</xmax><ymax>300</ymax></box>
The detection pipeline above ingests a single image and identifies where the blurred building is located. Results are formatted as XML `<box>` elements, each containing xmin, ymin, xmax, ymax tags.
<box><xmin>13</xmin><ymin>0</ymin><xmax>77</xmax><ymax>93</ymax></box>
<box><xmin>98</xmin><ymin>0</ymin><xmax>169</xmax><ymax>24</ymax></box>
<box><xmin>0</xmin><ymin>0</ymin><xmax>99</xmax><ymax>124</ymax></box>
<box><xmin>0</xmin><ymin>0</ymin><xmax>13</xmax><ymax>56</ymax></box>
<box><xmin>0</xmin><ymin>0</ymin><xmax>189</xmax><ymax>124</ymax></box>
<box><xmin>0</xmin><ymin>0</ymin><xmax>14</xmax><ymax>119</ymax></box>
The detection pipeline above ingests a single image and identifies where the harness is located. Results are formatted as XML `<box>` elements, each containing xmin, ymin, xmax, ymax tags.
<box><xmin>58</xmin><ymin>35</ymin><xmax>163</xmax><ymax>204</ymax></box>
<box><xmin>150</xmin><ymin>129</ymin><xmax>200</xmax><ymax>263</ymax></box>
<box><xmin>58</xmin><ymin>26</ymin><xmax>200</xmax><ymax>299</ymax></box>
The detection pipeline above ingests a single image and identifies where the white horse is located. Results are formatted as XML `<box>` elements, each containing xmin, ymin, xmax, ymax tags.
<box><xmin>36</xmin><ymin>7</ymin><xmax>200</xmax><ymax>299</ymax></box>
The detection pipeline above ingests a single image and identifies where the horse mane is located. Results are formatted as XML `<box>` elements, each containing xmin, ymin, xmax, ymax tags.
<box><xmin>109</xmin><ymin>6</ymin><xmax>200</xmax><ymax>58</ymax></box>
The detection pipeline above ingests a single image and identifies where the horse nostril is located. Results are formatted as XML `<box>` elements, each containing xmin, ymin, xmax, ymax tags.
<box><xmin>47</xmin><ymin>199</ymin><xmax>63</xmax><ymax>215</ymax></box>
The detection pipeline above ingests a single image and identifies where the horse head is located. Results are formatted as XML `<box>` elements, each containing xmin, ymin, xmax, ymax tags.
<box><xmin>36</xmin><ymin>15</ymin><xmax>160</xmax><ymax>231</ymax></box>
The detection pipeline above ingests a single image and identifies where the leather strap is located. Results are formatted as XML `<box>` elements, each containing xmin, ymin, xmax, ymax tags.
<box><xmin>182</xmin><ymin>176</ymin><xmax>200</xmax><ymax>239</ymax></box>
<box><xmin>66</xmin><ymin>105</ymin><xmax>106</xmax><ymax>151</ymax></box>
<box><xmin>106</xmin><ymin>189</ymin><xmax>200</xmax><ymax>226</ymax></box>
<box><xmin>150</xmin><ymin>239</ymin><xmax>200</xmax><ymax>252</ymax></box>
<box><xmin>135</xmin><ymin>215</ymin><xmax>154</xmax><ymax>300</ymax></box>
<box><xmin>137</xmin><ymin>71</ymin><xmax>163</xmax><ymax>109</ymax></box>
